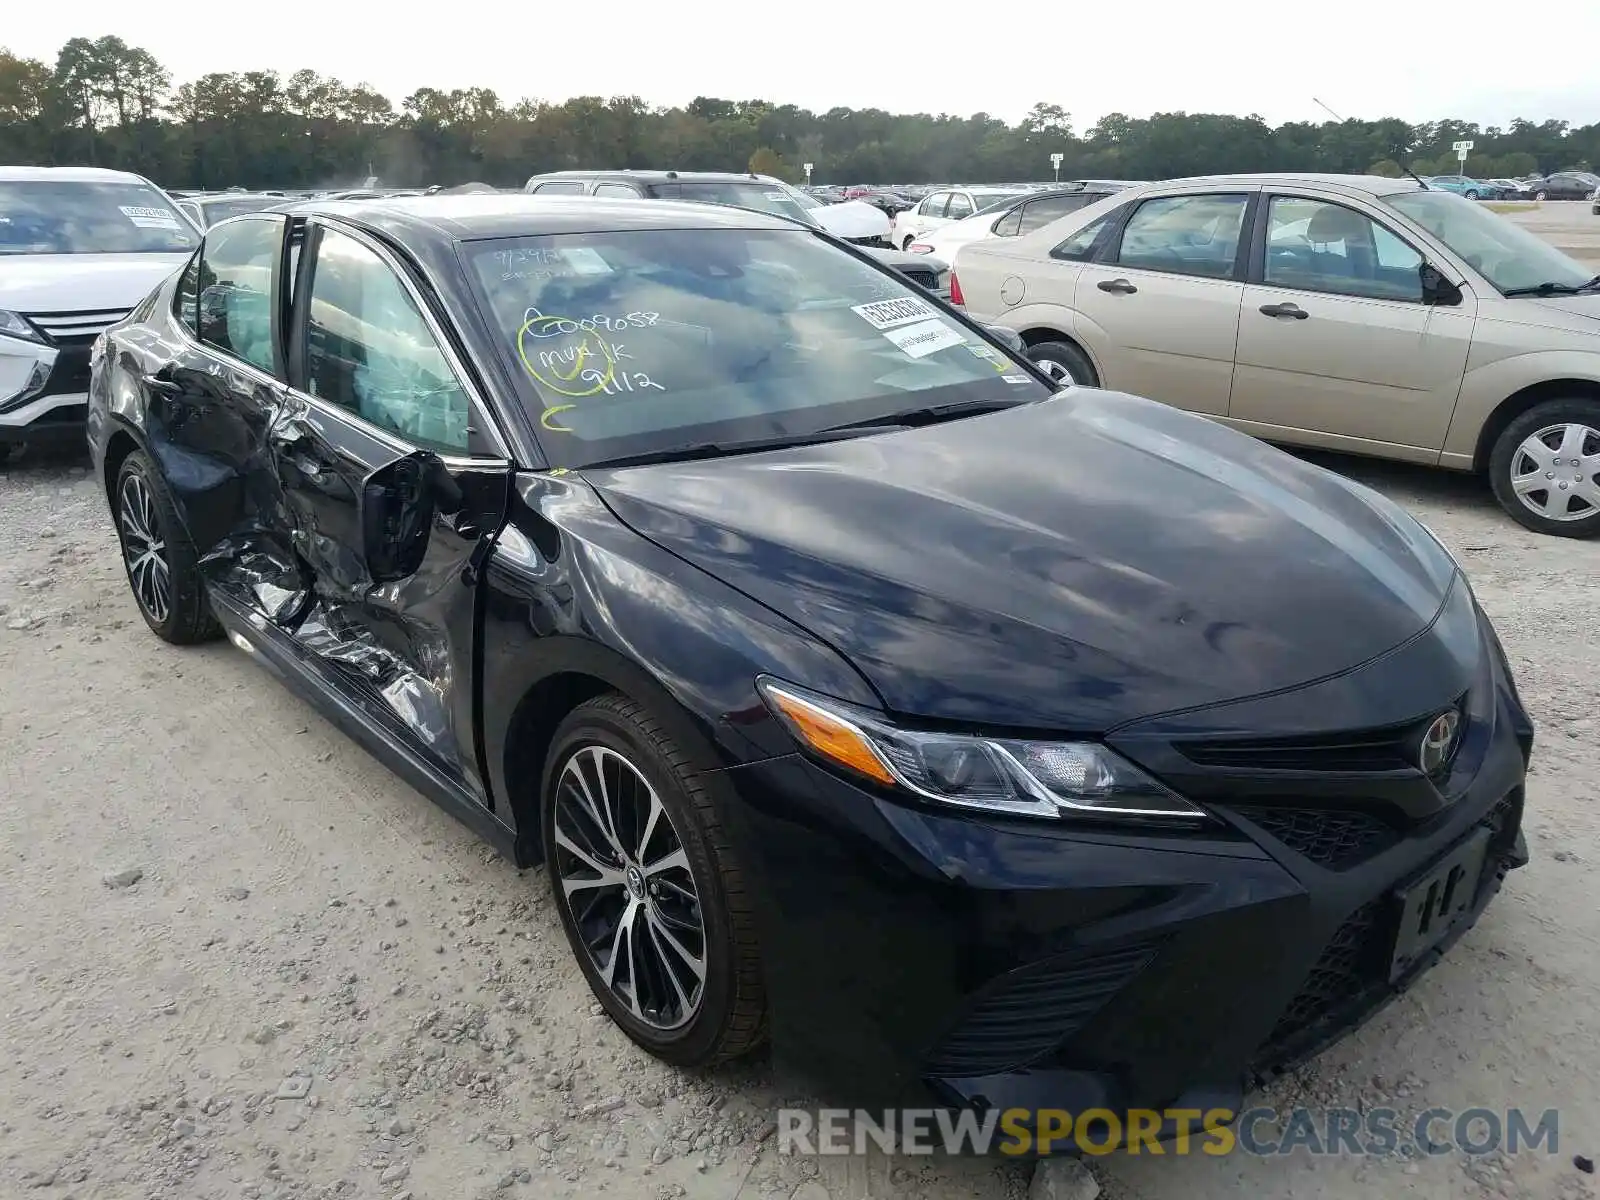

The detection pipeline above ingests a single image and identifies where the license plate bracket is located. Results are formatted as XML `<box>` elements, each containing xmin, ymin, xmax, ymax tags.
<box><xmin>1388</xmin><ymin>827</ymin><xmax>1491</xmax><ymax>983</ymax></box>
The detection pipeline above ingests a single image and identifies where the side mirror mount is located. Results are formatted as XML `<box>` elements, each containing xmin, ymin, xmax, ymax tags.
<box><xmin>1421</xmin><ymin>263</ymin><xmax>1463</xmax><ymax>307</ymax></box>
<box><xmin>362</xmin><ymin>451</ymin><xmax>456</xmax><ymax>584</ymax></box>
<box><xmin>984</xmin><ymin>324</ymin><xmax>1025</xmax><ymax>353</ymax></box>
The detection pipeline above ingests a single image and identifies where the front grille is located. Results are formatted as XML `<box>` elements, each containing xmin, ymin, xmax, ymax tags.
<box><xmin>1178</xmin><ymin>700</ymin><xmax>1466</xmax><ymax>775</ymax></box>
<box><xmin>40</xmin><ymin>341</ymin><xmax>94</xmax><ymax>398</ymax></box>
<box><xmin>1233</xmin><ymin>807</ymin><xmax>1399</xmax><ymax>870</ymax></box>
<box><xmin>897</xmin><ymin>267</ymin><xmax>939</xmax><ymax>290</ymax></box>
<box><xmin>1251</xmin><ymin>792</ymin><xmax>1524</xmax><ymax>1078</ymax></box>
<box><xmin>1262</xmin><ymin>900</ymin><xmax>1388</xmax><ymax>1055</ymax></box>
<box><xmin>924</xmin><ymin>940</ymin><xmax>1159</xmax><ymax>1077</ymax></box>
<box><xmin>26</xmin><ymin>308</ymin><xmax>130</xmax><ymax>343</ymax></box>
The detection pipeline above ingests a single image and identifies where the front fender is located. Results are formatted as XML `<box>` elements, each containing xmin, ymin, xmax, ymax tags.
<box><xmin>479</xmin><ymin>471</ymin><xmax>881</xmax><ymax>843</ymax></box>
<box><xmin>1446</xmin><ymin>346</ymin><xmax>1600</xmax><ymax>462</ymax></box>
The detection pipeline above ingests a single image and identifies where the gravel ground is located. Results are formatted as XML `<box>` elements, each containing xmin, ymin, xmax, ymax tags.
<box><xmin>3</xmin><ymin>206</ymin><xmax>1599</xmax><ymax>1200</ymax></box>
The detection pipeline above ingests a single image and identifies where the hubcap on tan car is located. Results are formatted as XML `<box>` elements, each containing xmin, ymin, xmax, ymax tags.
<box><xmin>1510</xmin><ymin>422</ymin><xmax>1600</xmax><ymax>522</ymax></box>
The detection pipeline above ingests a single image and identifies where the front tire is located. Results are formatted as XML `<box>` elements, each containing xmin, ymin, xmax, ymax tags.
<box><xmin>1535</xmin><ymin>189</ymin><xmax>1549</xmax><ymax>201</ymax></box>
<box><xmin>1027</xmin><ymin>339</ymin><xmax>1100</xmax><ymax>388</ymax></box>
<box><xmin>114</xmin><ymin>450</ymin><xmax>221</xmax><ymax>643</ymax></box>
<box><xmin>542</xmin><ymin>694</ymin><xmax>767</xmax><ymax>1067</ymax></box>
<box><xmin>1488</xmin><ymin>398</ymin><xmax>1600</xmax><ymax>538</ymax></box>
<box><xmin>1465</xmin><ymin>189</ymin><xmax>1479</xmax><ymax>200</ymax></box>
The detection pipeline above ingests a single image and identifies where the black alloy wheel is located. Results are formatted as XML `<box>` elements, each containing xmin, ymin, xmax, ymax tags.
<box><xmin>114</xmin><ymin>451</ymin><xmax>221</xmax><ymax>643</ymax></box>
<box><xmin>542</xmin><ymin>695</ymin><xmax>766</xmax><ymax>1066</ymax></box>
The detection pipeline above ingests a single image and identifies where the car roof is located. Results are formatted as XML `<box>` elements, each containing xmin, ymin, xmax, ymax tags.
<box><xmin>0</xmin><ymin>165</ymin><xmax>156</xmax><ymax>184</ymax></box>
<box><xmin>277</xmin><ymin>193</ymin><xmax>802</xmax><ymax>242</ymax></box>
<box><xmin>526</xmin><ymin>170</ymin><xmax>783</xmax><ymax>184</ymax></box>
<box><xmin>1143</xmin><ymin>172</ymin><xmax>1425</xmax><ymax>196</ymax></box>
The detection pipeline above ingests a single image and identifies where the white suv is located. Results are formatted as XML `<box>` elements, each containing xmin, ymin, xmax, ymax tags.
<box><xmin>1</xmin><ymin>166</ymin><xmax>199</xmax><ymax>461</ymax></box>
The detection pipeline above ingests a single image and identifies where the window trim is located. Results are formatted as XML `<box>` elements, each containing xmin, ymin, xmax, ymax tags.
<box><xmin>193</xmin><ymin>213</ymin><xmax>291</xmax><ymax>379</ymax></box>
<box><xmin>919</xmin><ymin>192</ymin><xmax>950</xmax><ymax>218</ymax></box>
<box><xmin>171</xmin><ymin>248</ymin><xmax>201</xmax><ymax>334</ymax></box>
<box><xmin>944</xmin><ymin>192</ymin><xmax>975</xmax><ymax>221</ymax></box>
<box><xmin>1106</xmin><ymin>191</ymin><xmax>1257</xmax><ymax>282</ymax></box>
<box><xmin>593</xmin><ymin>182</ymin><xmax>643</xmax><ymax>198</ymax></box>
<box><xmin>1249</xmin><ymin>192</ymin><xmax>1430</xmax><ymax>305</ymax></box>
<box><xmin>1048</xmin><ymin>204</ymin><xmax>1130</xmax><ymax>262</ymax></box>
<box><xmin>992</xmin><ymin>205</ymin><xmax>1024</xmax><ymax>237</ymax></box>
<box><xmin>285</xmin><ymin>216</ymin><xmax>512</xmax><ymax>464</ymax></box>
<box><xmin>529</xmin><ymin>180</ymin><xmax>588</xmax><ymax>195</ymax></box>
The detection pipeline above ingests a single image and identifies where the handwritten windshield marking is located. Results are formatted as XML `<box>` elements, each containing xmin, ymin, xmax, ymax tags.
<box><xmin>517</xmin><ymin>308</ymin><xmax>669</xmax><ymax>430</ymax></box>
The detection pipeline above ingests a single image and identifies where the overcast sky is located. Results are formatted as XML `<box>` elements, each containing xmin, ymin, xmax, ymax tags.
<box><xmin>13</xmin><ymin>2</ymin><xmax>1600</xmax><ymax>130</ymax></box>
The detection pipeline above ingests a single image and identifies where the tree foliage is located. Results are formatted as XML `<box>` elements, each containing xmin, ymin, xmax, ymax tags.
<box><xmin>3</xmin><ymin>37</ymin><xmax>1598</xmax><ymax>188</ymax></box>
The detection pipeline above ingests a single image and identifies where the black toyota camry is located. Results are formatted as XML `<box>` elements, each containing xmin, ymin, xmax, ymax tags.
<box><xmin>87</xmin><ymin>194</ymin><xmax>1531</xmax><ymax>1139</ymax></box>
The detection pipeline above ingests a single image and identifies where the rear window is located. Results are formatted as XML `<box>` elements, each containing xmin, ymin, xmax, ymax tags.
<box><xmin>0</xmin><ymin>180</ymin><xmax>198</xmax><ymax>254</ymax></box>
<box><xmin>464</xmin><ymin>227</ymin><xmax>1047</xmax><ymax>468</ymax></box>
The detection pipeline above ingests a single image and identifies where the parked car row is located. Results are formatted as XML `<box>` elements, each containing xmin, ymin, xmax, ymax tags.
<box><xmin>85</xmin><ymin>187</ymin><xmax>1532</xmax><ymax>1126</ymax></box>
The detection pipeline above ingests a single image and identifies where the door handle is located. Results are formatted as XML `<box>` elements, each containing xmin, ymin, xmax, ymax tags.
<box><xmin>1259</xmin><ymin>302</ymin><xmax>1309</xmax><ymax>320</ymax></box>
<box><xmin>1097</xmin><ymin>278</ymin><xmax>1138</xmax><ymax>294</ymax></box>
<box><xmin>144</xmin><ymin>376</ymin><xmax>182</xmax><ymax>396</ymax></box>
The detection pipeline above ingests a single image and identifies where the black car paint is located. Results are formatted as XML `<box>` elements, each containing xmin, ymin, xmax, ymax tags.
<box><xmin>88</xmin><ymin>195</ymin><xmax>1531</xmax><ymax>1132</ymax></box>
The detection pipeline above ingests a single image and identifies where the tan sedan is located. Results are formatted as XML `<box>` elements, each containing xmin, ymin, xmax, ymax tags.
<box><xmin>952</xmin><ymin>173</ymin><xmax>1600</xmax><ymax>536</ymax></box>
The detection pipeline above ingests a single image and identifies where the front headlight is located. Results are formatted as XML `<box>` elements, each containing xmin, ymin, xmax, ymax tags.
<box><xmin>0</xmin><ymin>310</ymin><xmax>47</xmax><ymax>345</ymax></box>
<box><xmin>757</xmin><ymin>678</ymin><xmax>1207</xmax><ymax>822</ymax></box>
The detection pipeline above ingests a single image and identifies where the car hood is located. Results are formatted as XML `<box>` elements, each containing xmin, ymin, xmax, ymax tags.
<box><xmin>0</xmin><ymin>253</ymin><xmax>190</xmax><ymax>312</ymax></box>
<box><xmin>1524</xmin><ymin>292</ymin><xmax>1600</xmax><ymax>320</ymax></box>
<box><xmin>810</xmin><ymin>200</ymin><xmax>891</xmax><ymax>239</ymax></box>
<box><xmin>587</xmin><ymin>389</ymin><xmax>1457</xmax><ymax>731</ymax></box>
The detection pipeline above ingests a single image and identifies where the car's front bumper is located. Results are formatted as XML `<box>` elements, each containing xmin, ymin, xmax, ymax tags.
<box><xmin>718</xmin><ymin>595</ymin><xmax>1530</xmax><ymax>1140</ymax></box>
<box><xmin>0</xmin><ymin>390</ymin><xmax>89</xmax><ymax>444</ymax></box>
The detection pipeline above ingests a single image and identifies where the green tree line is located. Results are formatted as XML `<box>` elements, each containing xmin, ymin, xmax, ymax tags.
<box><xmin>2</xmin><ymin>36</ymin><xmax>1596</xmax><ymax>189</ymax></box>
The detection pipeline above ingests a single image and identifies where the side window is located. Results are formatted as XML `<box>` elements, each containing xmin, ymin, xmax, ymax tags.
<box><xmin>594</xmin><ymin>183</ymin><xmax>641</xmax><ymax>198</ymax></box>
<box><xmin>945</xmin><ymin>193</ymin><xmax>974</xmax><ymax>220</ymax></box>
<box><xmin>1264</xmin><ymin>196</ymin><xmax>1422</xmax><ymax>302</ymax></box>
<box><xmin>992</xmin><ymin>207</ymin><xmax>1023</xmax><ymax>237</ymax></box>
<box><xmin>1114</xmin><ymin>193</ymin><xmax>1248</xmax><ymax>280</ymax></box>
<box><xmin>303</xmin><ymin>227</ymin><xmax>469</xmax><ymax>453</ymax></box>
<box><xmin>919</xmin><ymin>193</ymin><xmax>949</xmax><ymax>217</ymax></box>
<box><xmin>172</xmin><ymin>250</ymin><xmax>200</xmax><ymax>333</ymax></box>
<box><xmin>530</xmin><ymin>181</ymin><xmax>587</xmax><ymax>195</ymax></box>
<box><xmin>1018</xmin><ymin>194</ymin><xmax>1092</xmax><ymax>234</ymax></box>
<box><xmin>1049</xmin><ymin>210</ymin><xmax>1119</xmax><ymax>262</ymax></box>
<box><xmin>196</xmin><ymin>216</ymin><xmax>285</xmax><ymax>373</ymax></box>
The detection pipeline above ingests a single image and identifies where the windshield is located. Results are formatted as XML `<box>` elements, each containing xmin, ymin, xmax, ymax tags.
<box><xmin>1383</xmin><ymin>189</ymin><xmax>1594</xmax><ymax>294</ymax></box>
<box><xmin>0</xmin><ymin>180</ymin><xmax>198</xmax><ymax>254</ymax></box>
<box><xmin>665</xmin><ymin>182</ymin><xmax>820</xmax><ymax>227</ymax></box>
<box><xmin>464</xmin><ymin>227</ymin><xmax>1048</xmax><ymax>468</ymax></box>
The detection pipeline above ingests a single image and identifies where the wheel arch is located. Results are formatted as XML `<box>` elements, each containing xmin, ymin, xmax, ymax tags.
<box><xmin>1016</xmin><ymin>325</ymin><xmax>1102</xmax><ymax>384</ymax></box>
<box><xmin>101</xmin><ymin>420</ymin><xmax>147</xmax><ymax>508</ymax></box>
<box><xmin>1472</xmin><ymin>378</ymin><xmax>1600</xmax><ymax>472</ymax></box>
<box><xmin>499</xmin><ymin>639</ymin><xmax>728</xmax><ymax>865</ymax></box>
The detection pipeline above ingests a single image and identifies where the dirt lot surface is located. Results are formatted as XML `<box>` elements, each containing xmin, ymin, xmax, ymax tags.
<box><xmin>2</xmin><ymin>205</ymin><xmax>1599</xmax><ymax>1200</ymax></box>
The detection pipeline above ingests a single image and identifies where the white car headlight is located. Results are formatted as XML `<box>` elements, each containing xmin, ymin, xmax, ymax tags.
<box><xmin>0</xmin><ymin>310</ymin><xmax>47</xmax><ymax>345</ymax></box>
<box><xmin>758</xmin><ymin>678</ymin><xmax>1207</xmax><ymax>822</ymax></box>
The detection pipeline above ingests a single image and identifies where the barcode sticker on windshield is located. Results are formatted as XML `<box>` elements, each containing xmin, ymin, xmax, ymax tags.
<box><xmin>851</xmin><ymin>296</ymin><xmax>936</xmax><ymax>330</ymax></box>
<box><xmin>119</xmin><ymin>205</ymin><xmax>180</xmax><ymax>230</ymax></box>
<box><xmin>882</xmin><ymin>318</ymin><xmax>966</xmax><ymax>359</ymax></box>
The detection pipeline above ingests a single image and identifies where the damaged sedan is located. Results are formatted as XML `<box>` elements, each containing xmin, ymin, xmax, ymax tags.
<box><xmin>88</xmin><ymin>193</ymin><xmax>1532</xmax><ymax>1141</ymax></box>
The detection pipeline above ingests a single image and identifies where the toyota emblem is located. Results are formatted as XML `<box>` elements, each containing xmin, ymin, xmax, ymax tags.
<box><xmin>1418</xmin><ymin>709</ymin><xmax>1462</xmax><ymax>776</ymax></box>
